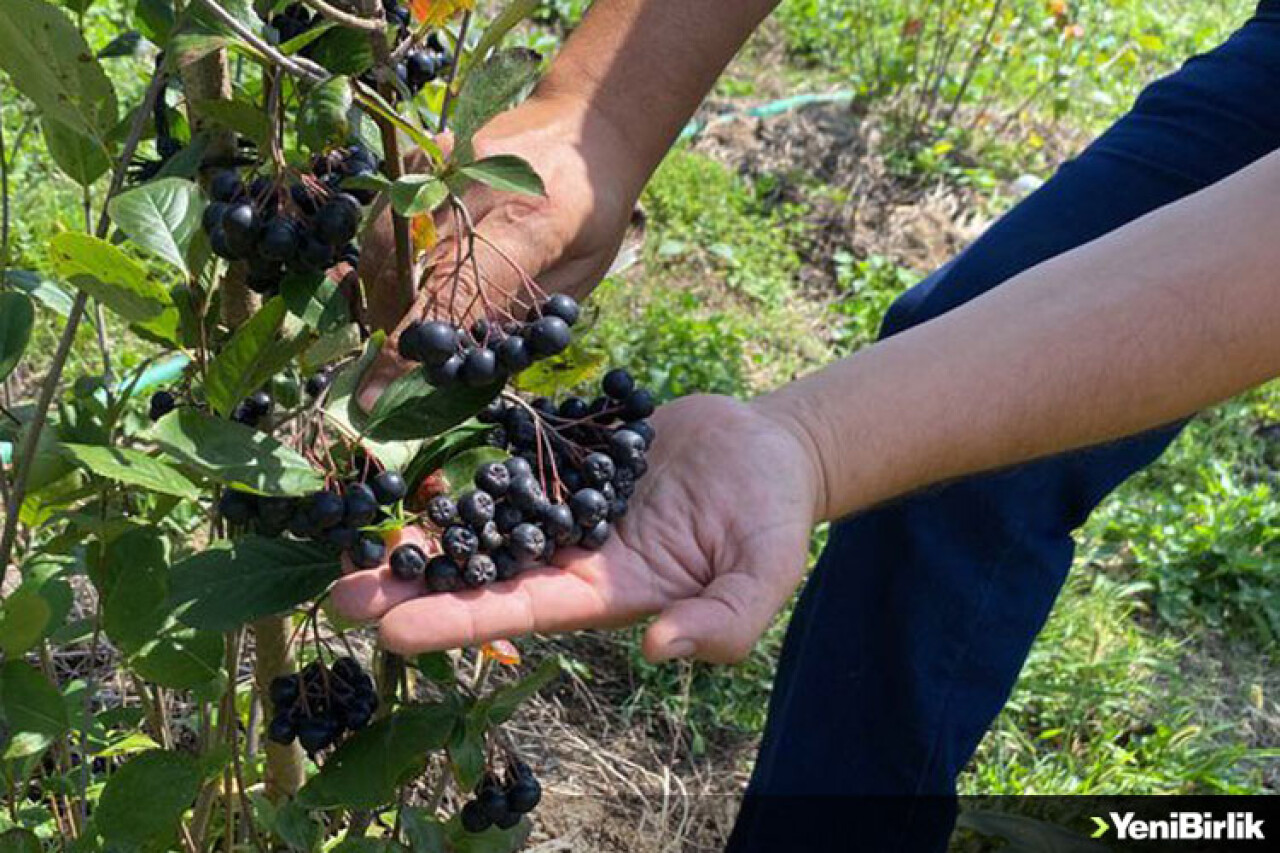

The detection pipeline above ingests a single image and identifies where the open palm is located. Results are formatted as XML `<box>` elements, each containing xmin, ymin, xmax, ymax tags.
<box><xmin>331</xmin><ymin>395</ymin><xmax>821</xmax><ymax>663</ymax></box>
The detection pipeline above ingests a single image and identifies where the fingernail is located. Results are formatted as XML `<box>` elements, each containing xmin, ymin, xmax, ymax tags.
<box><xmin>664</xmin><ymin>638</ymin><xmax>696</xmax><ymax>660</ymax></box>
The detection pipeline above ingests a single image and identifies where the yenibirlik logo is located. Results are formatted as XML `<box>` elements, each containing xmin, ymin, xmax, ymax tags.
<box><xmin>1091</xmin><ymin>811</ymin><xmax>1266</xmax><ymax>842</ymax></box>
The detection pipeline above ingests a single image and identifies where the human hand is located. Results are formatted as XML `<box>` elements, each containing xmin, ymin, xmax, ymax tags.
<box><xmin>331</xmin><ymin>394</ymin><xmax>826</xmax><ymax>664</ymax></box>
<box><xmin>356</xmin><ymin>93</ymin><xmax>646</xmax><ymax>411</ymax></box>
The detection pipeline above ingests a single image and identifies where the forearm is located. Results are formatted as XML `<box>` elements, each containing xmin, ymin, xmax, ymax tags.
<box><xmin>534</xmin><ymin>0</ymin><xmax>779</xmax><ymax>193</ymax></box>
<box><xmin>759</xmin><ymin>147</ymin><xmax>1280</xmax><ymax>522</ymax></box>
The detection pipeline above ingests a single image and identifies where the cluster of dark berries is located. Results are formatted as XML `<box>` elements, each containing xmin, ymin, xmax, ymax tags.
<box><xmin>388</xmin><ymin>370</ymin><xmax>655</xmax><ymax>592</ymax></box>
<box><xmin>460</xmin><ymin>763</ymin><xmax>542</xmax><ymax>833</ymax></box>
<box><xmin>147</xmin><ymin>387</ymin><xmax>276</xmax><ymax>427</ymax></box>
<box><xmin>218</xmin><ymin>470</ymin><xmax>406</xmax><ymax>567</ymax></box>
<box><xmin>267</xmin><ymin>3</ymin><xmax>321</xmax><ymax>43</ymax></box>
<box><xmin>398</xmin><ymin>295</ymin><xmax>581</xmax><ymax>389</ymax></box>
<box><xmin>148</xmin><ymin>389</ymin><xmax>177</xmax><ymax>421</ymax></box>
<box><xmin>201</xmin><ymin>145</ymin><xmax>377</xmax><ymax>297</ymax></box>
<box><xmin>267</xmin><ymin>658</ymin><xmax>378</xmax><ymax>754</ymax></box>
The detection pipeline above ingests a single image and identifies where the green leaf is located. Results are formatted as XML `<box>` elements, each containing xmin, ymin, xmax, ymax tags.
<box><xmin>4</xmin><ymin>269</ymin><xmax>74</xmax><ymax>317</ymax></box>
<box><xmin>272</xmin><ymin>800</ymin><xmax>322</xmax><ymax>852</ymax></box>
<box><xmin>512</xmin><ymin>339</ymin><xmax>606</xmax><ymax>396</ymax></box>
<box><xmin>95</xmin><ymin>750</ymin><xmax>202</xmax><ymax>847</ymax></box>
<box><xmin>306</xmin><ymin>25</ymin><xmax>374</xmax><ymax>76</ymax></box>
<box><xmin>98</xmin><ymin>30</ymin><xmax>143</xmax><ymax>59</ymax></box>
<box><xmin>298</xmin><ymin>704</ymin><xmax>458</xmax><ymax>810</ymax></box>
<box><xmin>447</xmin><ymin>711</ymin><xmax>486</xmax><ymax>791</ymax></box>
<box><xmin>107</xmin><ymin>178</ymin><xmax>205</xmax><ymax>274</ymax></box>
<box><xmin>49</xmin><ymin>232</ymin><xmax>172</xmax><ymax>323</ymax></box>
<box><xmin>204</xmin><ymin>297</ymin><xmax>309</xmax><ymax>417</ymax></box>
<box><xmin>322</xmin><ymin>336</ymin><xmax>424</xmax><ymax>471</ymax></box>
<box><xmin>471</xmin><ymin>0</ymin><xmax>540</xmax><ymax>62</ymax></box>
<box><xmin>299</xmin><ymin>77</ymin><xmax>352</xmax><ymax>154</ymax></box>
<box><xmin>135</xmin><ymin>0</ymin><xmax>175</xmax><ymax>44</ymax></box>
<box><xmin>0</xmin><ymin>829</ymin><xmax>42</xmax><ymax>853</ymax></box>
<box><xmin>415</xmin><ymin>652</ymin><xmax>456</xmax><ymax>686</ymax></box>
<box><xmin>365</xmin><ymin>369</ymin><xmax>501</xmax><ymax>442</ymax></box>
<box><xmin>0</xmin><ymin>587</ymin><xmax>51</xmax><ymax>658</ymax></box>
<box><xmin>444</xmin><ymin>816</ymin><xmax>529</xmax><ymax>853</ymax></box>
<box><xmin>405</xmin><ymin>422</ymin><xmax>493</xmax><ymax>492</ymax></box>
<box><xmin>0</xmin><ymin>0</ymin><xmax>117</xmax><ymax>139</ymax></box>
<box><xmin>281</xmin><ymin>272</ymin><xmax>349</xmax><ymax>333</ymax></box>
<box><xmin>450</xmin><ymin>49</ymin><xmax>541</xmax><ymax>155</ymax></box>
<box><xmin>442</xmin><ymin>447</ymin><xmax>506</xmax><ymax>496</ymax></box>
<box><xmin>59</xmin><ymin>443</ymin><xmax>201</xmax><ymax>499</ymax></box>
<box><xmin>190</xmin><ymin>98</ymin><xmax>271</xmax><ymax>148</ymax></box>
<box><xmin>352</xmin><ymin>88</ymin><xmax>442</xmax><ymax>166</ymax></box>
<box><xmin>0</xmin><ymin>292</ymin><xmax>34</xmax><ymax>384</ymax></box>
<box><xmin>390</xmin><ymin>175</ymin><xmax>449</xmax><ymax>218</ymax></box>
<box><xmin>99</xmin><ymin>528</ymin><xmax>170</xmax><ymax>654</ymax></box>
<box><xmin>43</xmin><ymin>119</ymin><xmax>110</xmax><ymax>186</ymax></box>
<box><xmin>454</xmin><ymin>155</ymin><xmax>545</xmax><ymax>197</ymax></box>
<box><xmin>150</xmin><ymin>408</ymin><xmax>324</xmax><ymax>496</ymax></box>
<box><xmin>481</xmin><ymin>657</ymin><xmax>559</xmax><ymax>725</ymax></box>
<box><xmin>169</xmin><ymin>536</ymin><xmax>341</xmax><ymax>632</ymax></box>
<box><xmin>400</xmin><ymin>809</ymin><xmax>447</xmax><ymax>853</ymax></box>
<box><xmin>0</xmin><ymin>661</ymin><xmax>69</xmax><ymax>759</ymax></box>
<box><xmin>130</xmin><ymin>627</ymin><xmax>225</xmax><ymax>690</ymax></box>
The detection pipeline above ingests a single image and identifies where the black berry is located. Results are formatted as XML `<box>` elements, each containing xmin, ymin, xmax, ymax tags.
<box><xmin>474</xmin><ymin>462</ymin><xmax>511</xmax><ymax>497</ymax></box>
<box><xmin>371</xmin><ymin>470</ymin><xmax>407</xmax><ymax>505</ymax></box>
<box><xmin>390</xmin><ymin>544</ymin><xmax>428</xmax><ymax>581</ymax></box>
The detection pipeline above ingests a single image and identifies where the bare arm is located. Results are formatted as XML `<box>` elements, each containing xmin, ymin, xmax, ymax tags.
<box><xmin>759</xmin><ymin>147</ymin><xmax>1280</xmax><ymax>522</ymax></box>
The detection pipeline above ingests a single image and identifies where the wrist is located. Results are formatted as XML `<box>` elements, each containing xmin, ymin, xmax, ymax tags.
<box><xmin>749</xmin><ymin>392</ymin><xmax>834</xmax><ymax>526</ymax></box>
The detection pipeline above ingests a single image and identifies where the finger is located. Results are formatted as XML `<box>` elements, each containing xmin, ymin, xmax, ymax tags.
<box><xmin>641</xmin><ymin>569</ymin><xmax>793</xmax><ymax>665</ymax></box>
<box><xmin>377</xmin><ymin>556</ymin><xmax>638</xmax><ymax>654</ymax></box>
<box><xmin>333</xmin><ymin>527</ymin><xmax>435</xmax><ymax>622</ymax></box>
<box><xmin>354</xmin><ymin>211</ymin><xmax>557</xmax><ymax>413</ymax></box>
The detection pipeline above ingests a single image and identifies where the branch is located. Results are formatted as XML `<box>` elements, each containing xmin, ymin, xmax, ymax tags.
<box><xmin>192</xmin><ymin>0</ymin><xmax>331</xmax><ymax>85</ymax></box>
<box><xmin>0</xmin><ymin>70</ymin><xmax>167</xmax><ymax>582</ymax></box>
<box><xmin>438</xmin><ymin>11</ymin><xmax>472</xmax><ymax>132</ymax></box>
<box><xmin>299</xmin><ymin>0</ymin><xmax>386</xmax><ymax>32</ymax></box>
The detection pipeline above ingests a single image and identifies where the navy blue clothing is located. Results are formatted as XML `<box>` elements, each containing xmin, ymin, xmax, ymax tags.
<box><xmin>728</xmin><ymin>4</ymin><xmax>1280</xmax><ymax>851</ymax></box>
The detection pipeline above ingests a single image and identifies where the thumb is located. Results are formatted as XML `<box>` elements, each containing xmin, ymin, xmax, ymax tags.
<box><xmin>641</xmin><ymin>569</ymin><xmax>794</xmax><ymax>665</ymax></box>
<box><xmin>354</xmin><ymin>215</ymin><xmax>550</xmax><ymax>414</ymax></box>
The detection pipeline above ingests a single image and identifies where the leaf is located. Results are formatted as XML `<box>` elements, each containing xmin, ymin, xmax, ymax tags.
<box><xmin>0</xmin><ymin>661</ymin><xmax>69</xmax><ymax>759</ymax></box>
<box><xmin>135</xmin><ymin>0</ymin><xmax>176</xmax><ymax>44</ymax></box>
<box><xmin>0</xmin><ymin>587</ymin><xmax>51</xmax><ymax>658</ymax></box>
<box><xmin>365</xmin><ymin>369</ymin><xmax>501</xmax><ymax>441</ymax></box>
<box><xmin>98</xmin><ymin>30</ymin><xmax>143</xmax><ymax>59</ymax></box>
<box><xmin>272</xmin><ymin>800</ymin><xmax>322</xmax><ymax>852</ymax></box>
<box><xmin>400</xmin><ymin>808</ymin><xmax>447</xmax><ymax>853</ymax></box>
<box><xmin>95</xmin><ymin>750</ymin><xmax>202</xmax><ymax>847</ymax></box>
<box><xmin>415</xmin><ymin>652</ymin><xmax>456</xmax><ymax>686</ymax></box>
<box><xmin>444</xmin><ymin>816</ymin><xmax>529</xmax><ymax>853</ymax></box>
<box><xmin>281</xmin><ymin>272</ymin><xmax>349</xmax><ymax>333</ymax></box>
<box><xmin>447</xmin><ymin>711</ymin><xmax>486</xmax><ymax>791</ymax></box>
<box><xmin>150</xmin><ymin>408</ymin><xmax>324</xmax><ymax>496</ymax></box>
<box><xmin>169</xmin><ymin>536</ymin><xmax>341</xmax><ymax>632</ymax></box>
<box><xmin>351</xmin><ymin>87</ymin><xmax>442</xmax><ymax>165</ymax></box>
<box><xmin>166</xmin><ymin>33</ymin><xmax>230</xmax><ymax>68</ymax></box>
<box><xmin>0</xmin><ymin>0</ymin><xmax>117</xmax><ymax>139</ymax></box>
<box><xmin>43</xmin><ymin>119</ymin><xmax>110</xmax><ymax>186</ymax></box>
<box><xmin>450</xmin><ymin>49</ymin><xmax>541</xmax><ymax>154</ymax></box>
<box><xmin>190</xmin><ymin>98</ymin><xmax>271</xmax><ymax>148</ymax></box>
<box><xmin>107</xmin><ymin>177</ymin><xmax>205</xmax><ymax>274</ymax></box>
<box><xmin>513</xmin><ymin>339</ymin><xmax>606</xmax><ymax>396</ymax></box>
<box><xmin>3</xmin><ymin>269</ymin><xmax>74</xmax><ymax>317</ymax></box>
<box><xmin>306</xmin><ymin>25</ymin><xmax>375</xmax><ymax>76</ymax></box>
<box><xmin>390</xmin><ymin>175</ymin><xmax>449</xmax><ymax>218</ymax></box>
<box><xmin>0</xmin><ymin>292</ymin><xmax>34</xmax><ymax>384</ymax></box>
<box><xmin>454</xmin><ymin>154</ymin><xmax>545</xmax><ymax>197</ymax></box>
<box><xmin>49</xmin><ymin>232</ymin><xmax>172</xmax><ymax>323</ymax></box>
<box><xmin>204</xmin><ymin>297</ymin><xmax>308</xmax><ymax>417</ymax></box>
<box><xmin>442</xmin><ymin>447</ymin><xmax>506</xmax><ymax>496</ymax></box>
<box><xmin>298</xmin><ymin>703</ymin><xmax>458</xmax><ymax>809</ymax></box>
<box><xmin>480</xmin><ymin>657</ymin><xmax>559</xmax><ymax>725</ymax></box>
<box><xmin>299</xmin><ymin>77</ymin><xmax>352</xmax><ymax>154</ymax></box>
<box><xmin>405</xmin><ymin>423</ymin><xmax>493</xmax><ymax>491</ymax></box>
<box><xmin>321</xmin><ymin>336</ymin><xmax>424</xmax><ymax>472</ymax></box>
<box><xmin>130</xmin><ymin>627</ymin><xmax>225</xmax><ymax>690</ymax></box>
<box><xmin>279</xmin><ymin>19</ymin><xmax>336</xmax><ymax>56</ymax></box>
<box><xmin>0</xmin><ymin>829</ymin><xmax>42</xmax><ymax>853</ymax></box>
<box><xmin>59</xmin><ymin>443</ymin><xmax>201</xmax><ymax>499</ymax></box>
<box><xmin>99</xmin><ymin>528</ymin><xmax>170</xmax><ymax>654</ymax></box>
<box><xmin>471</xmin><ymin>0</ymin><xmax>539</xmax><ymax>62</ymax></box>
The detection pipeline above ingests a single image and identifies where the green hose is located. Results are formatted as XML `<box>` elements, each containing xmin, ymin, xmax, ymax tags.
<box><xmin>678</xmin><ymin>91</ymin><xmax>857</xmax><ymax>141</ymax></box>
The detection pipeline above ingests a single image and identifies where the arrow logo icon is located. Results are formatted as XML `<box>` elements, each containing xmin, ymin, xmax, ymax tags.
<box><xmin>1091</xmin><ymin>816</ymin><xmax>1110</xmax><ymax>838</ymax></box>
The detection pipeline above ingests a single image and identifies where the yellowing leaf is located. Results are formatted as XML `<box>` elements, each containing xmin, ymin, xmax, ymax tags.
<box><xmin>481</xmin><ymin>640</ymin><xmax>521</xmax><ymax>666</ymax></box>
<box><xmin>411</xmin><ymin>214</ymin><xmax>438</xmax><ymax>259</ymax></box>
<box><xmin>411</xmin><ymin>0</ymin><xmax>475</xmax><ymax>28</ymax></box>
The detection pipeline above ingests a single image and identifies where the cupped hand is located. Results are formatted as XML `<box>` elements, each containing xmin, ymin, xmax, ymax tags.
<box><xmin>356</xmin><ymin>94</ymin><xmax>644</xmax><ymax>412</ymax></box>
<box><xmin>331</xmin><ymin>395</ymin><xmax>825</xmax><ymax>664</ymax></box>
